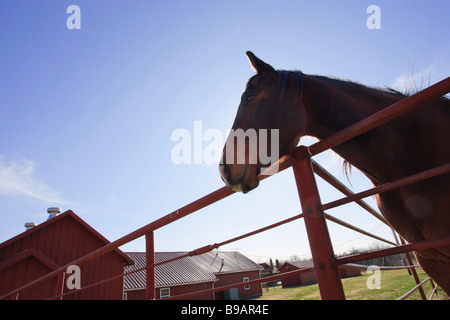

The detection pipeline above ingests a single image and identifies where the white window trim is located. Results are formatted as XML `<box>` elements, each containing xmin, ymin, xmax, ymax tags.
<box><xmin>243</xmin><ymin>277</ymin><xmax>250</xmax><ymax>290</ymax></box>
<box><xmin>160</xmin><ymin>287</ymin><xmax>170</xmax><ymax>299</ymax></box>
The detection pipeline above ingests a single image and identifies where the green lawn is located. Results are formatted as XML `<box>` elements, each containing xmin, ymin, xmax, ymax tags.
<box><xmin>255</xmin><ymin>269</ymin><xmax>448</xmax><ymax>300</ymax></box>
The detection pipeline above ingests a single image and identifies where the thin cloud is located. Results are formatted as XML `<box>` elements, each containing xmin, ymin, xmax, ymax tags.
<box><xmin>391</xmin><ymin>65</ymin><xmax>433</xmax><ymax>94</ymax></box>
<box><xmin>0</xmin><ymin>155</ymin><xmax>69</xmax><ymax>205</ymax></box>
<box><xmin>392</xmin><ymin>49</ymin><xmax>450</xmax><ymax>96</ymax></box>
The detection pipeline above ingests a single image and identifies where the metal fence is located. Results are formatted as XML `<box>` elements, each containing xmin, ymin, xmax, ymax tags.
<box><xmin>2</xmin><ymin>76</ymin><xmax>450</xmax><ymax>301</ymax></box>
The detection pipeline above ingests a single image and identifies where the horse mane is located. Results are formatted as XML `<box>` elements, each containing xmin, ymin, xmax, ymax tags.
<box><xmin>317</xmin><ymin>73</ymin><xmax>450</xmax><ymax>102</ymax></box>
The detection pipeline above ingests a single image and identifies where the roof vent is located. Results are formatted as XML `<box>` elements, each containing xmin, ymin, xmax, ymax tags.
<box><xmin>47</xmin><ymin>207</ymin><xmax>61</xmax><ymax>220</ymax></box>
<box><xmin>24</xmin><ymin>222</ymin><xmax>37</xmax><ymax>231</ymax></box>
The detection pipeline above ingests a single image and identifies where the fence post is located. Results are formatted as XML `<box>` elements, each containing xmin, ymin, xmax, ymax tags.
<box><xmin>292</xmin><ymin>147</ymin><xmax>346</xmax><ymax>300</ymax></box>
<box><xmin>146</xmin><ymin>231</ymin><xmax>156</xmax><ymax>300</ymax></box>
<box><xmin>56</xmin><ymin>271</ymin><xmax>66</xmax><ymax>300</ymax></box>
<box><xmin>399</xmin><ymin>237</ymin><xmax>426</xmax><ymax>300</ymax></box>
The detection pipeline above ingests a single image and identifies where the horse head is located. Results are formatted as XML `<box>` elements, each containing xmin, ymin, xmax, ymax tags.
<box><xmin>219</xmin><ymin>52</ymin><xmax>307</xmax><ymax>193</ymax></box>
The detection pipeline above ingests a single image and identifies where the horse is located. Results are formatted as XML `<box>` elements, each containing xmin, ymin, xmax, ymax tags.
<box><xmin>219</xmin><ymin>51</ymin><xmax>450</xmax><ymax>296</ymax></box>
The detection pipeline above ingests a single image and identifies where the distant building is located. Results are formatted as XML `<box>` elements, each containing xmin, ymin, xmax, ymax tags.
<box><xmin>124</xmin><ymin>251</ymin><xmax>263</xmax><ymax>300</ymax></box>
<box><xmin>259</xmin><ymin>261</ymin><xmax>280</xmax><ymax>288</ymax></box>
<box><xmin>279</xmin><ymin>260</ymin><xmax>361</xmax><ymax>288</ymax></box>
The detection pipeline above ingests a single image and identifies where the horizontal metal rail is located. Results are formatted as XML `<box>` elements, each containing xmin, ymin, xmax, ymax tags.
<box><xmin>337</xmin><ymin>236</ymin><xmax>450</xmax><ymax>266</ymax></box>
<box><xmin>397</xmin><ymin>277</ymin><xmax>432</xmax><ymax>300</ymax></box>
<box><xmin>429</xmin><ymin>282</ymin><xmax>439</xmax><ymax>300</ymax></box>
<box><xmin>341</xmin><ymin>263</ymin><xmax>419</xmax><ymax>271</ymax></box>
<box><xmin>322</xmin><ymin>163</ymin><xmax>450</xmax><ymax>211</ymax></box>
<box><xmin>324</xmin><ymin>213</ymin><xmax>397</xmax><ymax>246</ymax></box>
<box><xmin>163</xmin><ymin>266</ymin><xmax>315</xmax><ymax>300</ymax></box>
<box><xmin>312</xmin><ymin>160</ymin><xmax>389</xmax><ymax>225</ymax></box>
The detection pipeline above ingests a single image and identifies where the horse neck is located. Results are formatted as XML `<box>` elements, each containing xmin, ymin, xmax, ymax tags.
<box><xmin>300</xmin><ymin>75</ymin><xmax>406</xmax><ymax>184</ymax></box>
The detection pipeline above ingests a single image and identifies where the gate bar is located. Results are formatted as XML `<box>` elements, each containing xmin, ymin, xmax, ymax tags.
<box><xmin>399</xmin><ymin>237</ymin><xmax>426</xmax><ymax>300</ymax></box>
<box><xmin>323</xmin><ymin>163</ymin><xmax>450</xmax><ymax>211</ymax></box>
<box><xmin>397</xmin><ymin>278</ymin><xmax>431</xmax><ymax>300</ymax></box>
<box><xmin>145</xmin><ymin>231</ymin><xmax>155</xmax><ymax>300</ymax></box>
<box><xmin>324</xmin><ymin>213</ymin><xmax>397</xmax><ymax>246</ymax></box>
<box><xmin>312</xmin><ymin>160</ymin><xmax>389</xmax><ymax>225</ymax></box>
<box><xmin>337</xmin><ymin>236</ymin><xmax>450</xmax><ymax>265</ymax></box>
<box><xmin>292</xmin><ymin>147</ymin><xmax>345</xmax><ymax>300</ymax></box>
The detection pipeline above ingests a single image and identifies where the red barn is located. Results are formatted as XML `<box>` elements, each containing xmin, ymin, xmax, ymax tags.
<box><xmin>0</xmin><ymin>209</ymin><xmax>133</xmax><ymax>300</ymax></box>
<box><xmin>124</xmin><ymin>251</ymin><xmax>263</xmax><ymax>300</ymax></box>
<box><xmin>279</xmin><ymin>260</ymin><xmax>361</xmax><ymax>288</ymax></box>
<box><xmin>191</xmin><ymin>251</ymin><xmax>263</xmax><ymax>300</ymax></box>
<box><xmin>124</xmin><ymin>252</ymin><xmax>217</xmax><ymax>300</ymax></box>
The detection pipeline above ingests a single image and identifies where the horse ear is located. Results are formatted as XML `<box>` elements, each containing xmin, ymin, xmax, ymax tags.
<box><xmin>246</xmin><ymin>51</ymin><xmax>276</xmax><ymax>75</ymax></box>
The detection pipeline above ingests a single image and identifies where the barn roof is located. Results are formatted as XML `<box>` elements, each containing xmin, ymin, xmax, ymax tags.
<box><xmin>124</xmin><ymin>251</ymin><xmax>262</xmax><ymax>290</ymax></box>
<box><xmin>282</xmin><ymin>260</ymin><xmax>314</xmax><ymax>269</ymax></box>
<box><xmin>191</xmin><ymin>251</ymin><xmax>263</xmax><ymax>274</ymax></box>
<box><xmin>124</xmin><ymin>252</ymin><xmax>217</xmax><ymax>289</ymax></box>
<box><xmin>0</xmin><ymin>210</ymin><xmax>133</xmax><ymax>266</ymax></box>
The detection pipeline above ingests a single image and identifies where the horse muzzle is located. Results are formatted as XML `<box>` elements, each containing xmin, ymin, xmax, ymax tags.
<box><xmin>219</xmin><ymin>163</ymin><xmax>259</xmax><ymax>194</ymax></box>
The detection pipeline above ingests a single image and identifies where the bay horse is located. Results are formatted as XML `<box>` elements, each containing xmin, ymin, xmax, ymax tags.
<box><xmin>220</xmin><ymin>52</ymin><xmax>450</xmax><ymax>296</ymax></box>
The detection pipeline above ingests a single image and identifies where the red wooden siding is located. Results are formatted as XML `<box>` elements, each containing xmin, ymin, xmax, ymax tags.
<box><xmin>125</xmin><ymin>282</ymin><xmax>215</xmax><ymax>300</ymax></box>
<box><xmin>279</xmin><ymin>261</ymin><xmax>361</xmax><ymax>288</ymax></box>
<box><xmin>214</xmin><ymin>270</ymin><xmax>262</xmax><ymax>299</ymax></box>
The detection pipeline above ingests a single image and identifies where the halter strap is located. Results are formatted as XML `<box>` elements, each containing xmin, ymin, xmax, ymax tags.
<box><xmin>277</xmin><ymin>70</ymin><xmax>304</xmax><ymax>102</ymax></box>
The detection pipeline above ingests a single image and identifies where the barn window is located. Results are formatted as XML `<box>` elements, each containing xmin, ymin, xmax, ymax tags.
<box><xmin>160</xmin><ymin>288</ymin><xmax>170</xmax><ymax>299</ymax></box>
<box><xmin>243</xmin><ymin>277</ymin><xmax>250</xmax><ymax>290</ymax></box>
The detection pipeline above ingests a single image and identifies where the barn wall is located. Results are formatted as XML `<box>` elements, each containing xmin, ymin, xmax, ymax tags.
<box><xmin>215</xmin><ymin>270</ymin><xmax>262</xmax><ymax>299</ymax></box>
<box><xmin>125</xmin><ymin>282</ymin><xmax>215</xmax><ymax>300</ymax></box>
<box><xmin>281</xmin><ymin>273</ymin><xmax>302</xmax><ymax>288</ymax></box>
<box><xmin>0</xmin><ymin>255</ymin><xmax>58</xmax><ymax>300</ymax></box>
<box><xmin>66</xmin><ymin>252</ymin><xmax>125</xmax><ymax>300</ymax></box>
<box><xmin>339</xmin><ymin>268</ymin><xmax>361</xmax><ymax>278</ymax></box>
<box><xmin>300</xmin><ymin>270</ymin><xmax>318</xmax><ymax>286</ymax></box>
<box><xmin>159</xmin><ymin>282</ymin><xmax>214</xmax><ymax>300</ymax></box>
<box><xmin>280</xmin><ymin>263</ymin><xmax>361</xmax><ymax>288</ymax></box>
<box><xmin>279</xmin><ymin>263</ymin><xmax>317</xmax><ymax>287</ymax></box>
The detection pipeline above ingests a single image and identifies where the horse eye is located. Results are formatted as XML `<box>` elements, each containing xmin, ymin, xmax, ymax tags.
<box><xmin>246</xmin><ymin>95</ymin><xmax>256</xmax><ymax>104</ymax></box>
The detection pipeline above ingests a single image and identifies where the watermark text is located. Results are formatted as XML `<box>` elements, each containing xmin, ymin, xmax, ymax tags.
<box><xmin>171</xmin><ymin>121</ymin><xmax>280</xmax><ymax>174</ymax></box>
<box><xmin>366</xmin><ymin>5</ymin><xmax>381</xmax><ymax>30</ymax></box>
<box><xmin>67</xmin><ymin>5</ymin><xmax>81</xmax><ymax>30</ymax></box>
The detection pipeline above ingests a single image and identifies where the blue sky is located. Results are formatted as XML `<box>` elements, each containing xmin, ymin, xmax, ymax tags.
<box><xmin>0</xmin><ymin>1</ymin><xmax>449</xmax><ymax>263</ymax></box>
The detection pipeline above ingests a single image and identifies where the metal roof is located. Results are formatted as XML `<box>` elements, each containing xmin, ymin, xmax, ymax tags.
<box><xmin>124</xmin><ymin>252</ymin><xmax>217</xmax><ymax>289</ymax></box>
<box><xmin>124</xmin><ymin>251</ymin><xmax>262</xmax><ymax>290</ymax></box>
<box><xmin>281</xmin><ymin>260</ymin><xmax>314</xmax><ymax>270</ymax></box>
<box><xmin>191</xmin><ymin>251</ymin><xmax>263</xmax><ymax>274</ymax></box>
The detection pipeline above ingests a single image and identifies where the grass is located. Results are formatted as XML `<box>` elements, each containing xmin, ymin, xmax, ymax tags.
<box><xmin>254</xmin><ymin>269</ymin><xmax>449</xmax><ymax>300</ymax></box>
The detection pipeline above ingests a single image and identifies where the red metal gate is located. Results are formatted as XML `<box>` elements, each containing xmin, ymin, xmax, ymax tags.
<box><xmin>2</xmin><ymin>76</ymin><xmax>450</xmax><ymax>300</ymax></box>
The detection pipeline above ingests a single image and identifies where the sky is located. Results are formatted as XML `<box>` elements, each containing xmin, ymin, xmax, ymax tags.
<box><xmin>0</xmin><ymin>0</ymin><xmax>449</xmax><ymax>263</ymax></box>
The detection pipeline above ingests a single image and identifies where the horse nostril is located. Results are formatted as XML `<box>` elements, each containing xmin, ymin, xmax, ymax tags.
<box><xmin>219</xmin><ymin>163</ymin><xmax>230</xmax><ymax>182</ymax></box>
